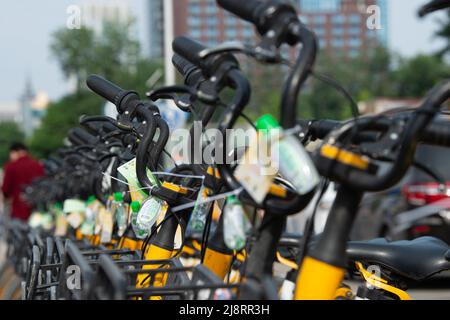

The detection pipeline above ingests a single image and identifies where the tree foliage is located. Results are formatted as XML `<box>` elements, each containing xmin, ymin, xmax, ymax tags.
<box><xmin>50</xmin><ymin>27</ymin><xmax>95</xmax><ymax>92</ymax></box>
<box><xmin>392</xmin><ymin>54</ymin><xmax>450</xmax><ymax>97</ymax></box>
<box><xmin>241</xmin><ymin>44</ymin><xmax>449</xmax><ymax>122</ymax></box>
<box><xmin>32</xmin><ymin>20</ymin><xmax>163</xmax><ymax>158</ymax></box>
<box><xmin>435</xmin><ymin>11</ymin><xmax>450</xmax><ymax>59</ymax></box>
<box><xmin>0</xmin><ymin>122</ymin><xmax>25</xmax><ymax>166</ymax></box>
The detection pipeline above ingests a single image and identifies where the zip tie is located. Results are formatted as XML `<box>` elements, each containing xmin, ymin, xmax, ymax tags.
<box><xmin>124</xmin><ymin>184</ymin><xmax>198</xmax><ymax>193</ymax></box>
<box><xmin>103</xmin><ymin>172</ymin><xmax>200</xmax><ymax>195</ymax></box>
<box><xmin>102</xmin><ymin>172</ymin><xmax>155</xmax><ymax>193</ymax></box>
<box><xmin>171</xmin><ymin>187</ymin><xmax>244</xmax><ymax>213</ymax></box>
<box><xmin>102</xmin><ymin>172</ymin><xmax>131</xmax><ymax>187</ymax></box>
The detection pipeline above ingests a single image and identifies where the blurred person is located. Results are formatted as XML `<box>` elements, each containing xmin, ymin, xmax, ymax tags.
<box><xmin>1</xmin><ymin>142</ymin><xmax>44</xmax><ymax>221</ymax></box>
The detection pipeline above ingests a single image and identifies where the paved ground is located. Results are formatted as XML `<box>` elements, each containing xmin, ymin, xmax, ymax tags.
<box><xmin>275</xmin><ymin>263</ymin><xmax>450</xmax><ymax>300</ymax></box>
<box><xmin>347</xmin><ymin>280</ymin><xmax>450</xmax><ymax>300</ymax></box>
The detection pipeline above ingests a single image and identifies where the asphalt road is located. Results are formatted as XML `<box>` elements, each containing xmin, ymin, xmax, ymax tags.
<box><xmin>347</xmin><ymin>280</ymin><xmax>450</xmax><ymax>300</ymax></box>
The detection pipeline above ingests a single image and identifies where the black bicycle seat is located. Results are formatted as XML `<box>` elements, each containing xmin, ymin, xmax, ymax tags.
<box><xmin>347</xmin><ymin>237</ymin><xmax>450</xmax><ymax>281</ymax></box>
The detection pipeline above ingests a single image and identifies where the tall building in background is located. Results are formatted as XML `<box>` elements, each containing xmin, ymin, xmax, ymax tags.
<box><xmin>148</xmin><ymin>0</ymin><xmax>164</xmax><ymax>59</ymax></box>
<box><xmin>147</xmin><ymin>0</ymin><xmax>256</xmax><ymax>59</ymax></box>
<box><xmin>298</xmin><ymin>0</ymin><xmax>389</xmax><ymax>57</ymax></box>
<box><xmin>19</xmin><ymin>77</ymin><xmax>48</xmax><ymax>137</ymax></box>
<box><xmin>148</xmin><ymin>0</ymin><xmax>389</xmax><ymax>59</ymax></box>
<box><xmin>173</xmin><ymin>0</ymin><xmax>255</xmax><ymax>47</ymax></box>
<box><xmin>20</xmin><ymin>77</ymin><xmax>35</xmax><ymax>138</ymax></box>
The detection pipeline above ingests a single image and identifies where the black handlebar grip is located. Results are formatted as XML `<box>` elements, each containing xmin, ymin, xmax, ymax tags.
<box><xmin>84</xmin><ymin>121</ymin><xmax>116</xmax><ymax>136</ymax></box>
<box><xmin>70</xmin><ymin>127</ymin><xmax>99</xmax><ymax>145</ymax></box>
<box><xmin>67</xmin><ymin>130</ymin><xmax>84</xmax><ymax>146</ymax></box>
<box><xmin>172</xmin><ymin>36</ymin><xmax>207</xmax><ymax>67</ymax></box>
<box><xmin>217</xmin><ymin>0</ymin><xmax>267</xmax><ymax>25</ymax></box>
<box><xmin>418</xmin><ymin>0</ymin><xmax>450</xmax><ymax>17</ymax></box>
<box><xmin>87</xmin><ymin>75</ymin><xmax>125</xmax><ymax>106</ymax></box>
<box><xmin>422</xmin><ymin>120</ymin><xmax>450</xmax><ymax>147</ymax></box>
<box><xmin>101</xmin><ymin>121</ymin><xmax>119</xmax><ymax>134</ymax></box>
<box><xmin>297</xmin><ymin>119</ymin><xmax>341</xmax><ymax>139</ymax></box>
<box><xmin>172</xmin><ymin>53</ymin><xmax>205</xmax><ymax>86</ymax></box>
<box><xmin>310</xmin><ymin>120</ymin><xmax>342</xmax><ymax>139</ymax></box>
<box><xmin>172</xmin><ymin>54</ymin><xmax>197</xmax><ymax>77</ymax></box>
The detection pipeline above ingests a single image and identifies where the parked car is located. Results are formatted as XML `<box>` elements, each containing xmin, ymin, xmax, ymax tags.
<box><xmin>352</xmin><ymin>143</ymin><xmax>450</xmax><ymax>244</ymax></box>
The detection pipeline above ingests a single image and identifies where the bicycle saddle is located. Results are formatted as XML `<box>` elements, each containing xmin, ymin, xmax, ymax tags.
<box><xmin>347</xmin><ymin>237</ymin><xmax>450</xmax><ymax>281</ymax></box>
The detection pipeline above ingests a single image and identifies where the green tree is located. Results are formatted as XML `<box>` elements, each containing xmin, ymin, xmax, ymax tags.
<box><xmin>392</xmin><ymin>54</ymin><xmax>450</xmax><ymax>97</ymax></box>
<box><xmin>0</xmin><ymin>122</ymin><xmax>25</xmax><ymax>166</ymax></box>
<box><xmin>298</xmin><ymin>46</ymin><xmax>395</xmax><ymax>120</ymax></box>
<box><xmin>50</xmin><ymin>19</ymin><xmax>150</xmax><ymax>94</ymax></box>
<box><xmin>245</xmin><ymin>61</ymin><xmax>285</xmax><ymax>119</ymax></box>
<box><xmin>32</xmin><ymin>20</ymin><xmax>164</xmax><ymax>157</ymax></box>
<box><xmin>29</xmin><ymin>92</ymin><xmax>103</xmax><ymax>158</ymax></box>
<box><xmin>50</xmin><ymin>27</ymin><xmax>95</xmax><ymax>92</ymax></box>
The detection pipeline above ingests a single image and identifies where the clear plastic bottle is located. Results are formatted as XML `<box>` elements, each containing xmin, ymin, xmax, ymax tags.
<box><xmin>130</xmin><ymin>201</ymin><xmax>146</xmax><ymax>239</ymax></box>
<box><xmin>256</xmin><ymin>114</ymin><xmax>320</xmax><ymax>195</ymax></box>
<box><xmin>187</xmin><ymin>185</ymin><xmax>211</xmax><ymax>235</ymax></box>
<box><xmin>112</xmin><ymin>192</ymin><xmax>129</xmax><ymax>237</ymax></box>
<box><xmin>134</xmin><ymin>197</ymin><xmax>162</xmax><ymax>240</ymax></box>
<box><xmin>223</xmin><ymin>196</ymin><xmax>250</xmax><ymax>251</ymax></box>
<box><xmin>81</xmin><ymin>195</ymin><xmax>98</xmax><ymax>236</ymax></box>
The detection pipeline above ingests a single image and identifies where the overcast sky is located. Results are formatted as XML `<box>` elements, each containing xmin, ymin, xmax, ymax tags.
<box><xmin>0</xmin><ymin>0</ymin><xmax>446</xmax><ymax>102</ymax></box>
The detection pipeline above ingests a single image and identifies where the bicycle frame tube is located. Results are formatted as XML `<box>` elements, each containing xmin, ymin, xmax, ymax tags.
<box><xmin>244</xmin><ymin>213</ymin><xmax>285</xmax><ymax>281</ymax></box>
<box><xmin>203</xmin><ymin>211</ymin><xmax>235</xmax><ymax>279</ymax></box>
<box><xmin>295</xmin><ymin>184</ymin><xmax>363</xmax><ymax>299</ymax></box>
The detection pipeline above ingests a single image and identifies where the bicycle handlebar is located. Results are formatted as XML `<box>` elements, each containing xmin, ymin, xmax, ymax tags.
<box><xmin>172</xmin><ymin>54</ymin><xmax>205</xmax><ymax>86</ymax></box>
<box><xmin>172</xmin><ymin>37</ymin><xmax>207</xmax><ymax>69</ymax></box>
<box><xmin>68</xmin><ymin>128</ymin><xmax>99</xmax><ymax>146</ymax></box>
<box><xmin>418</xmin><ymin>0</ymin><xmax>450</xmax><ymax>17</ymax></box>
<box><xmin>300</xmin><ymin>117</ymin><xmax>450</xmax><ymax>147</ymax></box>
<box><xmin>172</xmin><ymin>54</ymin><xmax>196</xmax><ymax>77</ymax></box>
<box><xmin>87</xmin><ymin>75</ymin><xmax>139</xmax><ymax>113</ymax></box>
<box><xmin>87</xmin><ymin>75</ymin><xmax>124</xmax><ymax>105</ymax></box>
<box><xmin>423</xmin><ymin>119</ymin><xmax>450</xmax><ymax>146</ymax></box>
<box><xmin>325</xmin><ymin>80</ymin><xmax>450</xmax><ymax>191</ymax></box>
<box><xmin>217</xmin><ymin>0</ymin><xmax>299</xmax><ymax>41</ymax></box>
<box><xmin>216</xmin><ymin>0</ymin><xmax>268</xmax><ymax>26</ymax></box>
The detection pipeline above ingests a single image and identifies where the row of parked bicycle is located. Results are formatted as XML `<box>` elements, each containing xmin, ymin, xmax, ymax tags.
<box><xmin>0</xmin><ymin>0</ymin><xmax>449</xmax><ymax>300</ymax></box>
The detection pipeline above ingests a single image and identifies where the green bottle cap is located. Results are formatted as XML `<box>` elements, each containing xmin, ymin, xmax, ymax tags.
<box><xmin>87</xmin><ymin>195</ymin><xmax>96</xmax><ymax>204</ymax></box>
<box><xmin>227</xmin><ymin>195</ymin><xmax>240</xmax><ymax>205</ymax></box>
<box><xmin>54</xmin><ymin>202</ymin><xmax>63</xmax><ymax>210</ymax></box>
<box><xmin>114</xmin><ymin>192</ymin><xmax>123</xmax><ymax>202</ymax></box>
<box><xmin>255</xmin><ymin>114</ymin><xmax>281</xmax><ymax>131</ymax></box>
<box><xmin>131</xmin><ymin>201</ymin><xmax>141</xmax><ymax>212</ymax></box>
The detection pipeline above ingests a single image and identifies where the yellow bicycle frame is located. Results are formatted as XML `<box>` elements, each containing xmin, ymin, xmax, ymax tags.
<box><xmin>294</xmin><ymin>257</ymin><xmax>345</xmax><ymax>300</ymax></box>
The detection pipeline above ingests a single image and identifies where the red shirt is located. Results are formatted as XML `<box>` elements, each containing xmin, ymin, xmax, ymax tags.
<box><xmin>2</xmin><ymin>155</ymin><xmax>45</xmax><ymax>220</ymax></box>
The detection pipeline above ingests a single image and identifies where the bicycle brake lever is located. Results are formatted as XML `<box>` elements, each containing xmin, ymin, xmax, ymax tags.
<box><xmin>148</xmin><ymin>84</ymin><xmax>218</xmax><ymax>108</ymax></box>
<box><xmin>147</xmin><ymin>85</ymin><xmax>195</xmax><ymax>112</ymax></box>
<box><xmin>198</xmin><ymin>41</ymin><xmax>250</xmax><ymax>58</ymax></box>
<box><xmin>199</xmin><ymin>41</ymin><xmax>286</xmax><ymax>64</ymax></box>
